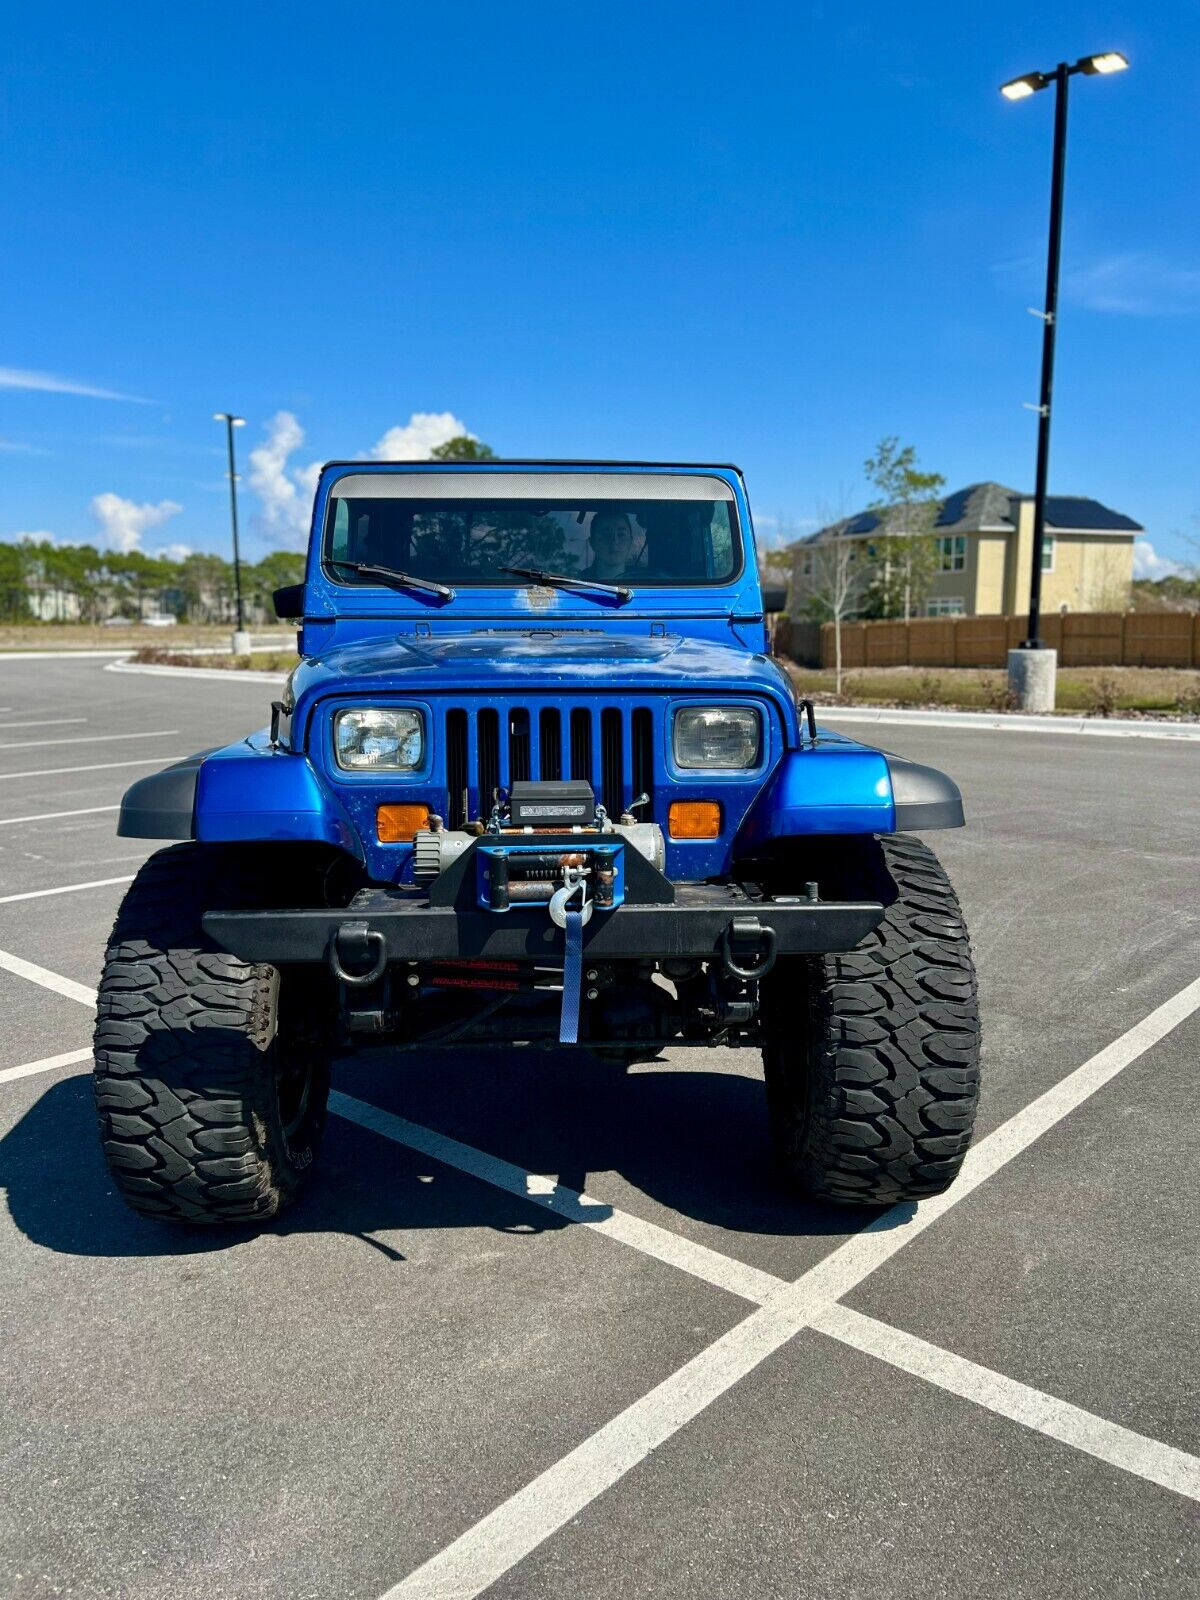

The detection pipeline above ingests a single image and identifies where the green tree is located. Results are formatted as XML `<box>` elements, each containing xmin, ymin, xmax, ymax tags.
<box><xmin>860</xmin><ymin>438</ymin><xmax>945</xmax><ymax>621</ymax></box>
<box><xmin>178</xmin><ymin>552</ymin><xmax>234</xmax><ymax>622</ymax></box>
<box><xmin>0</xmin><ymin>541</ymin><xmax>31</xmax><ymax>622</ymax></box>
<box><xmin>430</xmin><ymin>435</ymin><xmax>496</xmax><ymax>461</ymax></box>
<box><xmin>246</xmin><ymin>551</ymin><xmax>305</xmax><ymax>622</ymax></box>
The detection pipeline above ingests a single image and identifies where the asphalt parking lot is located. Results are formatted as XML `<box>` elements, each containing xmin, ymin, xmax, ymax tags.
<box><xmin>1</xmin><ymin>656</ymin><xmax>1197</xmax><ymax>1600</ymax></box>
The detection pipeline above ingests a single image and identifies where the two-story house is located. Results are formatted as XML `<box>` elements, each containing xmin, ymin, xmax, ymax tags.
<box><xmin>790</xmin><ymin>482</ymin><xmax>1141</xmax><ymax>618</ymax></box>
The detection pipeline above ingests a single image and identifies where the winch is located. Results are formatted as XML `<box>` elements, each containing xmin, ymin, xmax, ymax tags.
<box><xmin>411</xmin><ymin>780</ymin><xmax>665</xmax><ymax>882</ymax></box>
<box><xmin>410</xmin><ymin>780</ymin><xmax>659</xmax><ymax>1043</ymax></box>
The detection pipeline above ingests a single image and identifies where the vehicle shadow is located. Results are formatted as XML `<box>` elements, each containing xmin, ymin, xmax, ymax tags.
<box><xmin>0</xmin><ymin>1048</ymin><xmax>898</xmax><ymax>1259</ymax></box>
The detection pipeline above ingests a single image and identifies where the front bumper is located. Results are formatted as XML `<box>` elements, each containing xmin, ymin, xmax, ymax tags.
<box><xmin>203</xmin><ymin>881</ymin><xmax>884</xmax><ymax>968</ymax></box>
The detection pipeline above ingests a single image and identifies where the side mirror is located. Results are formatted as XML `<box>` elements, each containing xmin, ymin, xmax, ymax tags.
<box><xmin>272</xmin><ymin>583</ymin><xmax>305</xmax><ymax>621</ymax></box>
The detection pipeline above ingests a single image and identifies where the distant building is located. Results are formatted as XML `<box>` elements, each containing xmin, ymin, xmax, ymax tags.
<box><xmin>27</xmin><ymin>586</ymin><xmax>83</xmax><ymax>622</ymax></box>
<box><xmin>790</xmin><ymin>482</ymin><xmax>1141</xmax><ymax>618</ymax></box>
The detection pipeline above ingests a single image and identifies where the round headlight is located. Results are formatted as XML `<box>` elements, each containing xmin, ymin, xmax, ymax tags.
<box><xmin>334</xmin><ymin>708</ymin><xmax>424</xmax><ymax>771</ymax></box>
<box><xmin>673</xmin><ymin>706</ymin><xmax>761</xmax><ymax>769</ymax></box>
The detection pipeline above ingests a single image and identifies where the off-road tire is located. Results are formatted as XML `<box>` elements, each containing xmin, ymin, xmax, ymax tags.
<box><xmin>93</xmin><ymin>843</ymin><xmax>332</xmax><ymax>1225</ymax></box>
<box><xmin>762</xmin><ymin>834</ymin><xmax>980</xmax><ymax>1205</ymax></box>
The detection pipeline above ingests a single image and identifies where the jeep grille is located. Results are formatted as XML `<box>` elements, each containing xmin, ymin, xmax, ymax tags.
<box><xmin>440</xmin><ymin>701</ymin><xmax>654</xmax><ymax>828</ymax></box>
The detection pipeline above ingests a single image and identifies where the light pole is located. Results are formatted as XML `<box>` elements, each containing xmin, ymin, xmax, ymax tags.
<box><xmin>1000</xmin><ymin>50</ymin><xmax>1128</xmax><ymax>709</ymax></box>
<box><xmin>213</xmin><ymin>411</ymin><xmax>249</xmax><ymax>654</ymax></box>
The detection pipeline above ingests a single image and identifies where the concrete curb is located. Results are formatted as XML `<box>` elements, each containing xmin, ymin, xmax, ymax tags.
<box><xmin>817</xmin><ymin>704</ymin><xmax>1200</xmax><ymax>741</ymax></box>
<box><xmin>0</xmin><ymin>650</ymin><xmax>136</xmax><ymax>661</ymax></box>
<box><xmin>105</xmin><ymin>660</ymin><xmax>289</xmax><ymax>686</ymax></box>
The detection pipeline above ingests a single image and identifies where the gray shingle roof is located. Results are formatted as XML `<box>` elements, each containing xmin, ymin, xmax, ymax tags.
<box><xmin>795</xmin><ymin>482</ymin><xmax>1141</xmax><ymax>545</ymax></box>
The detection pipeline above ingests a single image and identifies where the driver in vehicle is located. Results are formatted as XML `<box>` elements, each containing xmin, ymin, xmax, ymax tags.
<box><xmin>585</xmin><ymin>510</ymin><xmax>636</xmax><ymax>581</ymax></box>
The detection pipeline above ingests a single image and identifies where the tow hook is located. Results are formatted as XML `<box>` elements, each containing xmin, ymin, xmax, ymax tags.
<box><xmin>327</xmin><ymin>920</ymin><xmax>388</xmax><ymax>987</ymax></box>
<box><xmin>548</xmin><ymin>864</ymin><xmax>593</xmax><ymax>929</ymax></box>
<box><xmin>719</xmin><ymin>915</ymin><xmax>777</xmax><ymax>980</ymax></box>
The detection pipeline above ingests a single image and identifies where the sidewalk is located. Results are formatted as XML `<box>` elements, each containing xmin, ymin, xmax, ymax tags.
<box><xmin>818</xmin><ymin>704</ymin><xmax>1200</xmax><ymax>741</ymax></box>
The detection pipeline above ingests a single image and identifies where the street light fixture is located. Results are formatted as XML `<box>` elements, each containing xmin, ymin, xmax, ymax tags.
<box><xmin>999</xmin><ymin>50</ymin><xmax>1129</xmax><ymax>710</ymax></box>
<box><xmin>213</xmin><ymin>411</ymin><xmax>248</xmax><ymax>651</ymax></box>
<box><xmin>999</xmin><ymin>73</ymin><xmax>1046</xmax><ymax>101</ymax></box>
<box><xmin>1080</xmin><ymin>52</ymin><xmax>1130</xmax><ymax>76</ymax></box>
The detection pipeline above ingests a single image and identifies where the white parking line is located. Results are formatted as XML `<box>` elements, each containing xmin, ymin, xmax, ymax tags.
<box><xmin>0</xmin><ymin>875</ymin><xmax>135</xmax><ymax>907</ymax></box>
<box><xmin>332</xmin><ymin>1093</ymin><xmax>785</xmax><ymax>1305</ymax></box>
<box><xmin>0</xmin><ymin>805</ymin><xmax>120</xmax><ymax>827</ymax></box>
<box><xmin>0</xmin><ymin>718</ymin><xmax>87</xmax><ymax>731</ymax></box>
<box><xmin>5</xmin><ymin>1039</ymin><xmax>1197</xmax><ymax>1519</ymax></box>
<box><xmin>326</xmin><ymin>1084</ymin><xmax>1200</xmax><ymax>1512</ymax></box>
<box><xmin>1</xmin><ymin>949</ymin><xmax>1197</xmax><ymax>1590</ymax></box>
<box><xmin>387</xmin><ymin>1300</ymin><xmax>809</xmax><ymax>1600</ymax></box>
<box><xmin>0</xmin><ymin>728</ymin><xmax>177</xmax><ymax>751</ymax></box>
<box><xmin>0</xmin><ymin>1047</ymin><xmax>92</xmax><ymax>1085</ymax></box>
<box><xmin>0</xmin><ymin>755</ymin><xmax>185</xmax><ymax>782</ymax></box>
<box><xmin>381</xmin><ymin>973</ymin><xmax>1200</xmax><ymax>1598</ymax></box>
<box><xmin>0</xmin><ymin>948</ymin><xmax>96</xmax><ymax>1006</ymax></box>
<box><xmin>814</xmin><ymin>1303</ymin><xmax>1200</xmax><ymax>1502</ymax></box>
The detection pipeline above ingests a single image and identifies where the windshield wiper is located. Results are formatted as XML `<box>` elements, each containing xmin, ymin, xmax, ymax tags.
<box><xmin>499</xmin><ymin>566</ymin><xmax>633</xmax><ymax>603</ymax></box>
<box><xmin>329</xmin><ymin>560</ymin><xmax>454</xmax><ymax>600</ymax></box>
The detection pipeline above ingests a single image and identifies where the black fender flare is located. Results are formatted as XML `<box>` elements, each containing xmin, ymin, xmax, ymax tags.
<box><xmin>885</xmin><ymin>754</ymin><xmax>964</xmax><ymax>831</ymax></box>
<box><xmin>117</xmin><ymin>751</ymin><xmax>213</xmax><ymax>839</ymax></box>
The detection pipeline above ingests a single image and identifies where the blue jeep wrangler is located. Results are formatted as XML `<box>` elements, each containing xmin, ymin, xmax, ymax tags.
<box><xmin>95</xmin><ymin>461</ymin><xmax>981</xmax><ymax>1224</ymax></box>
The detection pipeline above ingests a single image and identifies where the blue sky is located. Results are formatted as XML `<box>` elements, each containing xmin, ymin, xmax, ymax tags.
<box><xmin>1</xmin><ymin>0</ymin><xmax>1196</xmax><ymax>574</ymax></box>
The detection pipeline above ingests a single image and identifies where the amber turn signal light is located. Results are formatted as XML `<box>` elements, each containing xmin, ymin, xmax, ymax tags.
<box><xmin>668</xmin><ymin>800</ymin><xmax>721</xmax><ymax>840</ymax></box>
<box><xmin>377</xmin><ymin>803</ymin><xmax>430</xmax><ymax>842</ymax></box>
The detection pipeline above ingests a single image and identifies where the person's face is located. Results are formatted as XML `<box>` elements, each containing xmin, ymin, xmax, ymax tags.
<box><xmin>589</xmin><ymin>514</ymin><xmax>633</xmax><ymax>574</ymax></box>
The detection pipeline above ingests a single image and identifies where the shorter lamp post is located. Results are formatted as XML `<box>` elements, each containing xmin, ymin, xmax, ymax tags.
<box><xmin>1000</xmin><ymin>50</ymin><xmax>1128</xmax><ymax>711</ymax></box>
<box><xmin>213</xmin><ymin>411</ymin><xmax>249</xmax><ymax>656</ymax></box>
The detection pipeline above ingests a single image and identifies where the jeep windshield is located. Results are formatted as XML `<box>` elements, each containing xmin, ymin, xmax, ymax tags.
<box><xmin>324</xmin><ymin>471</ymin><xmax>741</xmax><ymax>588</ymax></box>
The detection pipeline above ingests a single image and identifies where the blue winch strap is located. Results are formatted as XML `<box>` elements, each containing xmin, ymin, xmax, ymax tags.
<box><xmin>559</xmin><ymin>907</ymin><xmax>584</xmax><ymax>1044</ymax></box>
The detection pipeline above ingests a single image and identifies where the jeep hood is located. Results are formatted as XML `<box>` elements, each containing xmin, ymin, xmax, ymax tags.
<box><xmin>290</xmin><ymin>629</ymin><xmax>800</xmax><ymax>739</ymax></box>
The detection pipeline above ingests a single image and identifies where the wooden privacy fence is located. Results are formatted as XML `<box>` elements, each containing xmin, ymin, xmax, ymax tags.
<box><xmin>800</xmin><ymin>612</ymin><xmax>1200</xmax><ymax>671</ymax></box>
<box><xmin>772</xmin><ymin>618</ymin><xmax>822</xmax><ymax>665</ymax></box>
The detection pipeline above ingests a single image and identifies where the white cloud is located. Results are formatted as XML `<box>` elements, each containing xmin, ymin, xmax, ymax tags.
<box><xmin>1065</xmin><ymin>254</ymin><xmax>1200</xmax><ymax>316</ymax></box>
<box><xmin>153</xmin><ymin>542</ymin><xmax>193</xmax><ymax>562</ymax></box>
<box><xmin>0</xmin><ymin>365</ymin><xmax>151</xmax><ymax>403</ymax></box>
<box><xmin>1132</xmin><ymin>538</ymin><xmax>1184</xmax><ymax>581</ymax></box>
<box><xmin>371</xmin><ymin>412</ymin><xmax>471</xmax><ymax>459</ymax></box>
<box><xmin>247</xmin><ymin>409</ymin><xmax>477</xmax><ymax>549</ymax></box>
<box><xmin>992</xmin><ymin>250</ymin><xmax>1200</xmax><ymax>316</ymax></box>
<box><xmin>90</xmin><ymin>492</ymin><xmax>183</xmax><ymax>554</ymax></box>
<box><xmin>12</xmin><ymin>530</ymin><xmax>60</xmax><ymax>546</ymax></box>
<box><xmin>248</xmin><ymin>411</ymin><xmax>314</xmax><ymax>546</ymax></box>
<box><xmin>0</xmin><ymin>438</ymin><xmax>49</xmax><ymax>455</ymax></box>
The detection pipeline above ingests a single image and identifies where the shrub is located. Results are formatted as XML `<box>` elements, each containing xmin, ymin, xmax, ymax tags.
<box><xmin>1085</xmin><ymin>672</ymin><xmax>1122</xmax><ymax>718</ymax></box>
<box><xmin>978</xmin><ymin>674</ymin><xmax>1017</xmax><ymax>712</ymax></box>
<box><xmin>915</xmin><ymin>671</ymin><xmax>942</xmax><ymax>703</ymax></box>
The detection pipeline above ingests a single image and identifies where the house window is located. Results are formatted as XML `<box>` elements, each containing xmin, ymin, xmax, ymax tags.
<box><xmin>1040</xmin><ymin>536</ymin><xmax>1055</xmax><ymax>572</ymax></box>
<box><xmin>936</xmin><ymin>535</ymin><xmax>967</xmax><ymax>572</ymax></box>
<box><xmin>926</xmin><ymin>596</ymin><xmax>965</xmax><ymax>617</ymax></box>
<box><xmin>800</xmin><ymin>553</ymin><xmax>813</xmax><ymax>577</ymax></box>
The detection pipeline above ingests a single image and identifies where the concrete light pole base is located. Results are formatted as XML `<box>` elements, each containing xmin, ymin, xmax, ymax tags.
<box><xmin>1007</xmin><ymin>646</ymin><xmax>1057</xmax><ymax>712</ymax></box>
<box><xmin>232</xmin><ymin>630</ymin><xmax>252</xmax><ymax>658</ymax></box>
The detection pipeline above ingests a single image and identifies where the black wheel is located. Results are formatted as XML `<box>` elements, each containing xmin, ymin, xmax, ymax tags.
<box><xmin>92</xmin><ymin>844</ymin><xmax>334</xmax><ymax>1225</ymax></box>
<box><xmin>762</xmin><ymin>834</ymin><xmax>981</xmax><ymax>1205</ymax></box>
